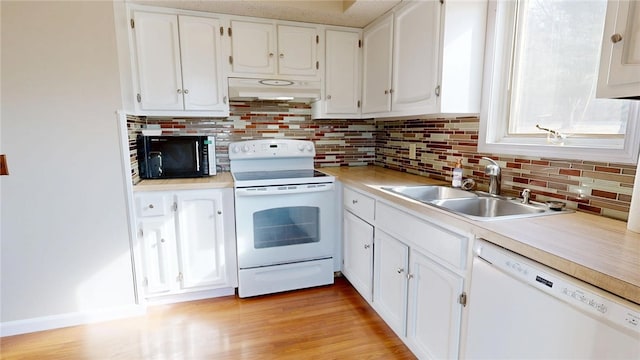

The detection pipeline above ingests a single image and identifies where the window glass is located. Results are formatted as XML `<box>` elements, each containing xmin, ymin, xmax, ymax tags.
<box><xmin>510</xmin><ymin>0</ymin><xmax>630</xmax><ymax>136</ymax></box>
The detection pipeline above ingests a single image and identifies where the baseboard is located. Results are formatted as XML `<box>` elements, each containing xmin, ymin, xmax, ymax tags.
<box><xmin>0</xmin><ymin>304</ymin><xmax>146</xmax><ymax>337</ymax></box>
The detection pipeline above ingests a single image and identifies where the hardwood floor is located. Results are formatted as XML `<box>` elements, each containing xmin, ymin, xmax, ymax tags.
<box><xmin>1</xmin><ymin>277</ymin><xmax>416</xmax><ymax>359</ymax></box>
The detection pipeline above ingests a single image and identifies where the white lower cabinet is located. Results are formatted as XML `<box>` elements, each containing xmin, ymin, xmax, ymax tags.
<box><xmin>134</xmin><ymin>188</ymin><xmax>237</xmax><ymax>301</ymax></box>
<box><xmin>343</xmin><ymin>210</ymin><xmax>374</xmax><ymax>302</ymax></box>
<box><xmin>373</xmin><ymin>230</ymin><xmax>409</xmax><ymax>336</ymax></box>
<box><xmin>341</xmin><ymin>186</ymin><xmax>470</xmax><ymax>360</ymax></box>
<box><xmin>405</xmin><ymin>248</ymin><xmax>464</xmax><ymax>360</ymax></box>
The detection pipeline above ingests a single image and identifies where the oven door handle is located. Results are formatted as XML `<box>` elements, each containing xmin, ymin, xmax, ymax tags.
<box><xmin>236</xmin><ymin>183</ymin><xmax>335</xmax><ymax>196</ymax></box>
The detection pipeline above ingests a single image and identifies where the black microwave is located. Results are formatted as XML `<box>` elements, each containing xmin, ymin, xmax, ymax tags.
<box><xmin>137</xmin><ymin>135</ymin><xmax>216</xmax><ymax>179</ymax></box>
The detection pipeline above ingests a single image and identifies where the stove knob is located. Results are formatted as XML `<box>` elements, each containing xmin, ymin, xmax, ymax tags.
<box><xmin>232</xmin><ymin>145</ymin><xmax>240</xmax><ymax>153</ymax></box>
<box><xmin>297</xmin><ymin>143</ymin><xmax>306</xmax><ymax>151</ymax></box>
<box><xmin>242</xmin><ymin>145</ymin><xmax>251</xmax><ymax>153</ymax></box>
<box><xmin>306</xmin><ymin>144</ymin><xmax>314</xmax><ymax>152</ymax></box>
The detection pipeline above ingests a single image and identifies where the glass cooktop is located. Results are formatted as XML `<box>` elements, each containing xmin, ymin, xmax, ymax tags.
<box><xmin>233</xmin><ymin>169</ymin><xmax>329</xmax><ymax>182</ymax></box>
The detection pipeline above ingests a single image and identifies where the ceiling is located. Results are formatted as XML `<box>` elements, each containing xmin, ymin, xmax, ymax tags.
<box><xmin>128</xmin><ymin>0</ymin><xmax>402</xmax><ymax>28</ymax></box>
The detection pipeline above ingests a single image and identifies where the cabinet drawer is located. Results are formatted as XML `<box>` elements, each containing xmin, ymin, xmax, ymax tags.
<box><xmin>344</xmin><ymin>187</ymin><xmax>375</xmax><ymax>223</ymax></box>
<box><xmin>376</xmin><ymin>201</ymin><xmax>467</xmax><ymax>270</ymax></box>
<box><xmin>135</xmin><ymin>193</ymin><xmax>170</xmax><ymax>217</ymax></box>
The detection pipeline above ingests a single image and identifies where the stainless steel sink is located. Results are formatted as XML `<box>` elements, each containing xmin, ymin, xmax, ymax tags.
<box><xmin>382</xmin><ymin>185</ymin><xmax>571</xmax><ymax>221</ymax></box>
<box><xmin>383</xmin><ymin>185</ymin><xmax>477</xmax><ymax>203</ymax></box>
<box><xmin>430</xmin><ymin>197</ymin><xmax>554</xmax><ymax>220</ymax></box>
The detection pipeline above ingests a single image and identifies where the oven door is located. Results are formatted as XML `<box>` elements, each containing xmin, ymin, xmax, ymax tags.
<box><xmin>234</xmin><ymin>182</ymin><xmax>336</xmax><ymax>269</ymax></box>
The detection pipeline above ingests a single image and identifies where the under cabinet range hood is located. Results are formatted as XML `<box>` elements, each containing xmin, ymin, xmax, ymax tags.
<box><xmin>228</xmin><ymin>77</ymin><xmax>321</xmax><ymax>103</ymax></box>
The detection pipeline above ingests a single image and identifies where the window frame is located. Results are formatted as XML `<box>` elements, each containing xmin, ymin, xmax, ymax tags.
<box><xmin>479</xmin><ymin>0</ymin><xmax>640</xmax><ymax>164</ymax></box>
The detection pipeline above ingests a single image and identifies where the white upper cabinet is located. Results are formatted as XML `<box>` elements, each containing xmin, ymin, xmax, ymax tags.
<box><xmin>277</xmin><ymin>24</ymin><xmax>319</xmax><ymax>76</ymax></box>
<box><xmin>132</xmin><ymin>11</ymin><xmax>228</xmax><ymax>115</ymax></box>
<box><xmin>362</xmin><ymin>0</ymin><xmax>487</xmax><ymax>118</ymax></box>
<box><xmin>229</xmin><ymin>19</ymin><xmax>319</xmax><ymax>78</ymax></box>
<box><xmin>391</xmin><ymin>0</ymin><xmax>441</xmax><ymax>114</ymax></box>
<box><xmin>313</xmin><ymin>28</ymin><xmax>362</xmax><ymax>119</ymax></box>
<box><xmin>597</xmin><ymin>0</ymin><xmax>640</xmax><ymax>99</ymax></box>
<box><xmin>362</xmin><ymin>14</ymin><xmax>394</xmax><ymax>114</ymax></box>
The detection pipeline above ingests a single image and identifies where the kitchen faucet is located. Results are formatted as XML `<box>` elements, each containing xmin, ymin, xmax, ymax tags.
<box><xmin>482</xmin><ymin>157</ymin><xmax>501</xmax><ymax>195</ymax></box>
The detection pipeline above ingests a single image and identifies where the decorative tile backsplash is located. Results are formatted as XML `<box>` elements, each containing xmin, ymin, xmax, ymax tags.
<box><xmin>127</xmin><ymin>101</ymin><xmax>376</xmax><ymax>183</ymax></box>
<box><xmin>127</xmin><ymin>107</ymin><xmax>637</xmax><ymax>221</ymax></box>
<box><xmin>375</xmin><ymin>117</ymin><xmax>637</xmax><ymax>221</ymax></box>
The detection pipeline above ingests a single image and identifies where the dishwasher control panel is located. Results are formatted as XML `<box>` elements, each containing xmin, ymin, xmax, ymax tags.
<box><xmin>475</xmin><ymin>239</ymin><xmax>640</xmax><ymax>334</ymax></box>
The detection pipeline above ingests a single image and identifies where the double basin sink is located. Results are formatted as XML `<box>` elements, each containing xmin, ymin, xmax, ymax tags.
<box><xmin>383</xmin><ymin>185</ymin><xmax>572</xmax><ymax>221</ymax></box>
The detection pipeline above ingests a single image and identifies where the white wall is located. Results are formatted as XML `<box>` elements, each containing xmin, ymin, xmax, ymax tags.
<box><xmin>1</xmin><ymin>1</ymin><xmax>136</xmax><ymax>325</ymax></box>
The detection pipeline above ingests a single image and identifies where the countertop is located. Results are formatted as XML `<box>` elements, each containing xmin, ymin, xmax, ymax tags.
<box><xmin>321</xmin><ymin>165</ymin><xmax>640</xmax><ymax>305</ymax></box>
<box><xmin>133</xmin><ymin>172</ymin><xmax>234</xmax><ymax>191</ymax></box>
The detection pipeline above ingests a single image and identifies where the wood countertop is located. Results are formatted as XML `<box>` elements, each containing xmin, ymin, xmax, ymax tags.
<box><xmin>321</xmin><ymin>165</ymin><xmax>640</xmax><ymax>304</ymax></box>
<box><xmin>133</xmin><ymin>172</ymin><xmax>234</xmax><ymax>191</ymax></box>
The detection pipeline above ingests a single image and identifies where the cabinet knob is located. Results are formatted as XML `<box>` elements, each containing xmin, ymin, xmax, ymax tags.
<box><xmin>327</xmin><ymin>94</ymin><xmax>332</xmax><ymax>100</ymax></box>
<box><xmin>611</xmin><ymin>33</ymin><xmax>623</xmax><ymax>43</ymax></box>
<box><xmin>177</xmin><ymin>89</ymin><xmax>182</xmax><ymax>94</ymax></box>
<box><xmin>217</xmin><ymin>210</ymin><xmax>222</xmax><ymax>215</ymax></box>
<box><xmin>183</xmin><ymin>89</ymin><xmax>189</xmax><ymax>94</ymax></box>
<box><xmin>384</xmin><ymin>90</ymin><xmax>389</xmax><ymax>95</ymax></box>
<box><xmin>397</xmin><ymin>268</ymin><xmax>405</xmax><ymax>274</ymax></box>
<box><xmin>364</xmin><ymin>244</ymin><xmax>371</xmax><ymax>249</ymax></box>
<box><xmin>160</xmin><ymin>238</ymin><xmax>165</xmax><ymax>243</ymax></box>
<box><xmin>269</xmin><ymin>52</ymin><xmax>274</xmax><ymax>58</ymax></box>
<box><xmin>407</xmin><ymin>273</ymin><xmax>414</xmax><ymax>280</ymax></box>
<box><xmin>148</xmin><ymin>204</ymin><xmax>154</xmax><ymax>209</ymax></box>
<box><xmin>352</xmin><ymin>199</ymin><xmax>358</xmax><ymax>204</ymax></box>
<box><xmin>279</xmin><ymin>53</ymin><xmax>284</xmax><ymax>58</ymax></box>
<box><xmin>223</xmin><ymin>96</ymin><xmax>228</xmax><ymax>104</ymax></box>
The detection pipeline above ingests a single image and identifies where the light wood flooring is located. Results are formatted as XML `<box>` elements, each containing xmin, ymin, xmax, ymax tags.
<box><xmin>1</xmin><ymin>277</ymin><xmax>416</xmax><ymax>359</ymax></box>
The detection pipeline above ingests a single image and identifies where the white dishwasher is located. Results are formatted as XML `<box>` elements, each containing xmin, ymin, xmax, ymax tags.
<box><xmin>462</xmin><ymin>239</ymin><xmax>640</xmax><ymax>359</ymax></box>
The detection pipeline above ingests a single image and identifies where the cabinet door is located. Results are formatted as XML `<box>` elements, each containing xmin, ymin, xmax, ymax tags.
<box><xmin>362</xmin><ymin>14</ymin><xmax>393</xmax><ymax>114</ymax></box>
<box><xmin>178</xmin><ymin>16</ymin><xmax>227</xmax><ymax>112</ymax></box>
<box><xmin>139</xmin><ymin>216</ymin><xmax>176</xmax><ymax>295</ymax></box>
<box><xmin>392</xmin><ymin>1</ymin><xmax>441</xmax><ymax>114</ymax></box>
<box><xmin>133</xmin><ymin>11</ymin><xmax>184</xmax><ymax>111</ymax></box>
<box><xmin>597</xmin><ymin>0</ymin><xmax>640</xmax><ymax>98</ymax></box>
<box><xmin>277</xmin><ymin>24</ymin><xmax>318</xmax><ymax>76</ymax></box>
<box><xmin>325</xmin><ymin>29</ymin><xmax>361</xmax><ymax>115</ymax></box>
<box><xmin>230</xmin><ymin>20</ymin><xmax>276</xmax><ymax>75</ymax></box>
<box><xmin>373</xmin><ymin>230</ymin><xmax>409</xmax><ymax>337</ymax></box>
<box><xmin>406</xmin><ymin>249</ymin><xmax>464</xmax><ymax>360</ymax></box>
<box><xmin>175</xmin><ymin>190</ymin><xmax>227</xmax><ymax>290</ymax></box>
<box><xmin>342</xmin><ymin>210</ymin><xmax>374</xmax><ymax>302</ymax></box>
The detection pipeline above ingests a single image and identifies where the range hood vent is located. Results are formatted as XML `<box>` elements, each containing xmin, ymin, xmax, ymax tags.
<box><xmin>228</xmin><ymin>77</ymin><xmax>321</xmax><ymax>103</ymax></box>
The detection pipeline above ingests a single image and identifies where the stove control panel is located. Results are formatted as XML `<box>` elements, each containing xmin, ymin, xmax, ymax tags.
<box><xmin>229</xmin><ymin>139</ymin><xmax>315</xmax><ymax>159</ymax></box>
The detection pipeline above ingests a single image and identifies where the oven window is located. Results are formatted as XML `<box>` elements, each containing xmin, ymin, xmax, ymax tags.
<box><xmin>253</xmin><ymin>206</ymin><xmax>319</xmax><ymax>248</ymax></box>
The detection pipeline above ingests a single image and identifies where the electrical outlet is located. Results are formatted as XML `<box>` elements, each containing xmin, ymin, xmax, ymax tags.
<box><xmin>409</xmin><ymin>144</ymin><xmax>417</xmax><ymax>159</ymax></box>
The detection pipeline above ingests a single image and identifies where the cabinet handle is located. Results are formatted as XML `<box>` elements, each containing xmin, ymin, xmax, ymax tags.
<box><xmin>397</xmin><ymin>268</ymin><xmax>405</xmax><ymax>274</ymax></box>
<box><xmin>352</xmin><ymin>199</ymin><xmax>358</xmax><ymax>204</ymax></box>
<box><xmin>611</xmin><ymin>33</ymin><xmax>623</xmax><ymax>43</ymax></box>
<box><xmin>148</xmin><ymin>204</ymin><xmax>154</xmax><ymax>209</ymax></box>
<box><xmin>183</xmin><ymin>89</ymin><xmax>189</xmax><ymax>94</ymax></box>
<box><xmin>364</xmin><ymin>244</ymin><xmax>371</xmax><ymax>249</ymax></box>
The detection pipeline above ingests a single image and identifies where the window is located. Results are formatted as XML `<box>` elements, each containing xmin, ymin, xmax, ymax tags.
<box><xmin>479</xmin><ymin>0</ymin><xmax>639</xmax><ymax>164</ymax></box>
